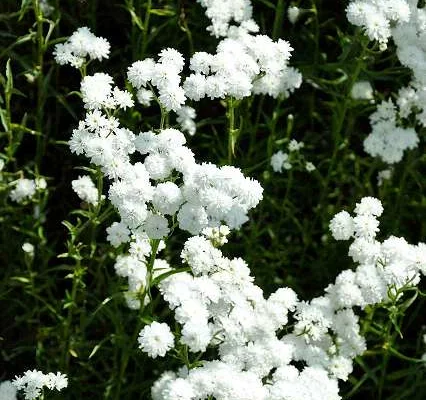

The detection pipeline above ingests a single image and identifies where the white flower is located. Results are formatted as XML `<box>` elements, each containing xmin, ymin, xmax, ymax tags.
<box><xmin>10</xmin><ymin>178</ymin><xmax>36</xmax><ymax>203</ymax></box>
<box><xmin>138</xmin><ymin>322</ymin><xmax>174</xmax><ymax>358</ymax></box>
<box><xmin>354</xmin><ymin>197</ymin><xmax>383</xmax><ymax>217</ymax></box>
<box><xmin>136</xmin><ymin>88</ymin><xmax>154</xmax><ymax>106</ymax></box>
<box><xmin>158</xmin><ymin>85</ymin><xmax>186</xmax><ymax>112</ymax></box>
<box><xmin>71</xmin><ymin>175</ymin><xmax>99</xmax><ymax>206</ymax></box>
<box><xmin>270</xmin><ymin>151</ymin><xmax>290</xmax><ymax>173</ymax></box>
<box><xmin>112</xmin><ymin>87</ymin><xmax>134</xmax><ymax>110</ymax></box>
<box><xmin>22</xmin><ymin>243</ymin><xmax>34</xmax><ymax>256</ymax></box>
<box><xmin>143</xmin><ymin>213</ymin><xmax>170</xmax><ymax>239</ymax></box>
<box><xmin>288</xmin><ymin>6</ymin><xmax>301</xmax><ymax>24</ymax></box>
<box><xmin>127</xmin><ymin>59</ymin><xmax>156</xmax><ymax>88</ymax></box>
<box><xmin>80</xmin><ymin>73</ymin><xmax>113</xmax><ymax>110</ymax></box>
<box><xmin>106</xmin><ymin>222</ymin><xmax>131</xmax><ymax>247</ymax></box>
<box><xmin>305</xmin><ymin>162</ymin><xmax>316</xmax><ymax>172</ymax></box>
<box><xmin>152</xmin><ymin>182</ymin><xmax>184</xmax><ymax>215</ymax></box>
<box><xmin>180</xmin><ymin>321</ymin><xmax>212</xmax><ymax>352</ymax></box>
<box><xmin>177</xmin><ymin>106</ymin><xmax>197</xmax><ymax>136</ymax></box>
<box><xmin>288</xmin><ymin>139</ymin><xmax>304</xmax><ymax>152</ymax></box>
<box><xmin>329</xmin><ymin>211</ymin><xmax>355</xmax><ymax>240</ymax></box>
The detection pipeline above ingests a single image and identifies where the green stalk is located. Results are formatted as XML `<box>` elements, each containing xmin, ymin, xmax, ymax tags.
<box><xmin>33</xmin><ymin>0</ymin><xmax>46</xmax><ymax>169</ymax></box>
<box><xmin>141</xmin><ymin>0</ymin><xmax>152</xmax><ymax>58</ymax></box>
<box><xmin>272</xmin><ymin>0</ymin><xmax>286</xmax><ymax>40</ymax></box>
<box><xmin>226</xmin><ymin>97</ymin><xmax>239</xmax><ymax>164</ymax></box>
<box><xmin>62</xmin><ymin>256</ymin><xmax>84</xmax><ymax>370</ymax></box>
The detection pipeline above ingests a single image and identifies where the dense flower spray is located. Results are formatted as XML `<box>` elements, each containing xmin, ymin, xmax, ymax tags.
<box><xmin>52</xmin><ymin>1</ymin><xmax>426</xmax><ymax>399</ymax></box>
<box><xmin>12</xmin><ymin>370</ymin><xmax>68</xmax><ymax>400</ymax></box>
<box><xmin>346</xmin><ymin>0</ymin><xmax>425</xmax><ymax>163</ymax></box>
<box><xmin>147</xmin><ymin>198</ymin><xmax>426</xmax><ymax>400</ymax></box>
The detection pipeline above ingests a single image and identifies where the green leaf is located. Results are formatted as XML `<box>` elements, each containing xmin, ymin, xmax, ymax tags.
<box><xmin>18</xmin><ymin>0</ymin><xmax>32</xmax><ymax>20</ymax></box>
<box><xmin>62</xmin><ymin>220</ymin><xmax>76</xmax><ymax>233</ymax></box>
<box><xmin>0</xmin><ymin>109</ymin><xmax>8</xmax><ymax>131</ymax></box>
<box><xmin>128</xmin><ymin>8</ymin><xmax>144</xmax><ymax>30</ymax></box>
<box><xmin>149</xmin><ymin>8</ymin><xmax>175</xmax><ymax>17</ymax></box>
<box><xmin>69</xmin><ymin>348</ymin><xmax>78</xmax><ymax>358</ymax></box>
<box><xmin>11</xmin><ymin>276</ymin><xmax>31</xmax><ymax>283</ymax></box>
<box><xmin>5</xmin><ymin>59</ymin><xmax>13</xmax><ymax>96</ymax></box>
<box><xmin>152</xmin><ymin>267</ymin><xmax>190</xmax><ymax>287</ymax></box>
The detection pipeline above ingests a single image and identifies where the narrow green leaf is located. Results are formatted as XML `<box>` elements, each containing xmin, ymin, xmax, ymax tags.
<box><xmin>149</xmin><ymin>8</ymin><xmax>175</xmax><ymax>17</ymax></box>
<box><xmin>11</xmin><ymin>276</ymin><xmax>31</xmax><ymax>283</ymax></box>
<box><xmin>5</xmin><ymin>59</ymin><xmax>13</xmax><ymax>95</ymax></box>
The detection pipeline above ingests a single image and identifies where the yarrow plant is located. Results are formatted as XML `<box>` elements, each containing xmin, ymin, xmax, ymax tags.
<box><xmin>2</xmin><ymin>0</ymin><xmax>426</xmax><ymax>399</ymax></box>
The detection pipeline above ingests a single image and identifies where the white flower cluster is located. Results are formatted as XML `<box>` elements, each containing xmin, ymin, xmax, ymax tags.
<box><xmin>127</xmin><ymin>38</ymin><xmax>301</xmax><ymax>114</ymax></box>
<box><xmin>80</xmin><ymin>73</ymin><xmax>134</xmax><ymax>110</ymax></box>
<box><xmin>387</xmin><ymin>1</ymin><xmax>426</xmax><ymax>126</ymax></box>
<box><xmin>70</xmin><ymin>84</ymin><xmax>263</xmax><ymax>235</ymax></box>
<box><xmin>300</xmin><ymin>198</ymin><xmax>426</xmax><ymax>377</ymax></box>
<box><xmin>347</xmin><ymin>1</ymin><xmax>425</xmax><ymax>163</ymax></box>
<box><xmin>12</xmin><ymin>370</ymin><xmax>67</xmax><ymax>400</ymax></box>
<box><xmin>68</xmin><ymin>67</ymin><xmax>263</xmax><ymax>309</ymax></box>
<box><xmin>271</xmin><ymin>139</ymin><xmax>315</xmax><ymax>173</ymax></box>
<box><xmin>363</xmin><ymin>99</ymin><xmax>419</xmax><ymax>163</ymax></box>
<box><xmin>153</xmin><ymin>229</ymin><xmax>342</xmax><ymax>400</ymax></box>
<box><xmin>53</xmin><ymin>26</ymin><xmax>110</xmax><ymax>68</ymax></box>
<box><xmin>147</xmin><ymin>197</ymin><xmax>426</xmax><ymax>399</ymax></box>
<box><xmin>346</xmin><ymin>0</ymin><xmax>411</xmax><ymax>47</ymax></box>
<box><xmin>71</xmin><ymin>175</ymin><xmax>100</xmax><ymax>206</ymax></box>
<box><xmin>127</xmin><ymin>48</ymin><xmax>186</xmax><ymax>112</ymax></box>
<box><xmin>329</xmin><ymin>198</ymin><xmax>426</xmax><ymax>286</ymax></box>
<box><xmin>126</xmin><ymin>0</ymin><xmax>301</xmax><ymax>113</ymax></box>
<box><xmin>9</xmin><ymin>177</ymin><xmax>46</xmax><ymax>203</ymax></box>
<box><xmin>393</xmin><ymin>4</ymin><xmax>426</xmax><ymax>86</ymax></box>
<box><xmin>184</xmin><ymin>31</ymin><xmax>301</xmax><ymax>100</ymax></box>
<box><xmin>196</xmin><ymin>0</ymin><xmax>254</xmax><ymax>37</ymax></box>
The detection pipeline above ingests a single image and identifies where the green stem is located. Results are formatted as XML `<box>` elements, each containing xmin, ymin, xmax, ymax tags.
<box><xmin>272</xmin><ymin>0</ymin><xmax>286</xmax><ymax>40</ymax></box>
<box><xmin>311</xmin><ymin>1</ymin><xmax>320</xmax><ymax>65</ymax></box>
<box><xmin>62</xmin><ymin>256</ymin><xmax>83</xmax><ymax>370</ymax></box>
<box><xmin>283</xmin><ymin>168</ymin><xmax>294</xmax><ymax>207</ymax></box>
<box><xmin>33</xmin><ymin>0</ymin><xmax>46</xmax><ymax>169</ymax></box>
<box><xmin>378</xmin><ymin>325</ymin><xmax>393</xmax><ymax>400</ymax></box>
<box><xmin>141</xmin><ymin>0</ymin><xmax>152</xmax><ymax>58</ymax></box>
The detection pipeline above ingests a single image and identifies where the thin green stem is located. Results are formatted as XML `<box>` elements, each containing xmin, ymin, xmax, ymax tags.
<box><xmin>62</xmin><ymin>256</ymin><xmax>83</xmax><ymax>370</ymax></box>
<box><xmin>33</xmin><ymin>0</ymin><xmax>46</xmax><ymax>169</ymax></box>
<box><xmin>272</xmin><ymin>0</ymin><xmax>286</xmax><ymax>40</ymax></box>
<box><xmin>141</xmin><ymin>0</ymin><xmax>152</xmax><ymax>58</ymax></box>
